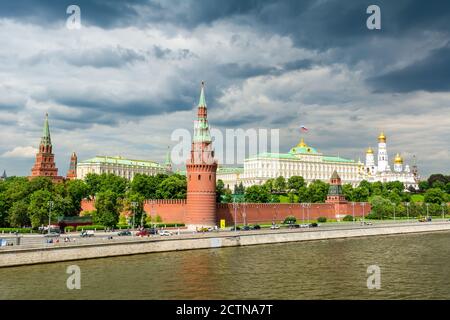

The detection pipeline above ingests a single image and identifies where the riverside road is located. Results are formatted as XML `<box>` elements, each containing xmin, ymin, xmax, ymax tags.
<box><xmin>1</xmin><ymin>219</ymin><xmax>449</xmax><ymax>252</ymax></box>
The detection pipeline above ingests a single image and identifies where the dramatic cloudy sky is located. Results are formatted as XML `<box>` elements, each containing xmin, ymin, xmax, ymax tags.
<box><xmin>0</xmin><ymin>0</ymin><xmax>449</xmax><ymax>177</ymax></box>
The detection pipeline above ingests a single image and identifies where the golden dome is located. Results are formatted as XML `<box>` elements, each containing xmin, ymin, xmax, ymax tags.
<box><xmin>366</xmin><ymin>147</ymin><xmax>374</xmax><ymax>154</ymax></box>
<box><xmin>297</xmin><ymin>137</ymin><xmax>307</xmax><ymax>147</ymax></box>
<box><xmin>394</xmin><ymin>153</ymin><xmax>403</xmax><ymax>164</ymax></box>
<box><xmin>378</xmin><ymin>131</ymin><xmax>386</xmax><ymax>143</ymax></box>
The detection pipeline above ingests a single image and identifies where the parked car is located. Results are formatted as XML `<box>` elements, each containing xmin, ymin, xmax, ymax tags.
<box><xmin>309</xmin><ymin>222</ymin><xmax>318</xmax><ymax>228</ymax></box>
<box><xmin>270</xmin><ymin>224</ymin><xmax>280</xmax><ymax>229</ymax></box>
<box><xmin>197</xmin><ymin>227</ymin><xmax>210</xmax><ymax>232</ymax></box>
<box><xmin>300</xmin><ymin>224</ymin><xmax>309</xmax><ymax>228</ymax></box>
<box><xmin>288</xmin><ymin>224</ymin><xmax>300</xmax><ymax>228</ymax></box>
<box><xmin>117</xmin><ymin>230</ymin><xmax>132</xmax><ymax>236</ymax></box>
<box><xmin>230</xmin><ymin>226</ymin><xmax>241</xmax><ymax>231</ymax></box>
<box><xmin>136</xmin><ymin>229</ymin><xmax>150</xmax><ymax>237</ymax></box>
<box><xmin>159</xmin><ymin>230</ymin><xmax>172</xmax><ymax>236</ymax></box>
<box><xmin>241</xmin><ymin>225</ymin><xmax>251</xmax><ymax>231</ymax></box>
<box><xmin>251</xmin><ymin>225</ymin><xmax>261</xmax><ymax>230</ymax></box>
<box><xmin>360</xmin><ymin>221</ymin><xmax>373</xmax><ymax>226</ymax></box>
<box><xmin>80</xmin><ymin>230</ymin><xmax>94</xmax><ymax>237</ymax></box>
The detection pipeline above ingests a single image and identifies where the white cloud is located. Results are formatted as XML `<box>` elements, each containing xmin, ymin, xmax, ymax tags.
<box><xmin>2</xmin><ymin>146</ymin><xmax>38</xmax><ymax>158</ymax></box>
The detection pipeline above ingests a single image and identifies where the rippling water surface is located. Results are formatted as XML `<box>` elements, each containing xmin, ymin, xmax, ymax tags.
<box><xmin>1</xmin><ymin>231</ymin><xmax>450</xmax><ymax>299</ymax></box>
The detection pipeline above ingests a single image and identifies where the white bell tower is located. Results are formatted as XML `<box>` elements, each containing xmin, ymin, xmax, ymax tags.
<box><xmin>377</xmin><ymin>132</ymin><xmax>389</xmax><ymax>172</ymax></box>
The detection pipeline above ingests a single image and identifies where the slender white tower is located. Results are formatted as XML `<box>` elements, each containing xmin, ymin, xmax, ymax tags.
<box><xmin>377</xmin><ymin>132</ymin><xmax>389</xmax><ymax>172</ymax></box>
<box><xmin>365</xmin><ymin>147</ymin><xmax>376</xmax><ymax>174</ymax></box>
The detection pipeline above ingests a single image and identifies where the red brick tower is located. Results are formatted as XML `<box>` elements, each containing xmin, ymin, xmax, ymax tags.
<box><xmin>326</xmin><ymin>170</ymin><xmax>347</xmax><ymax>203</ymax></box>
<box><xmin>186</xmin><ymin>82</ymin><xmax>218</xmax><ymax>228</ymax></box>
<box><xmin>66</xmin><ymin>152</ymin><xmax>77</xmax><ymax>180</ymax></box>
<box><xmin>30</xmin><ymin>113</ymin><xmax>61</xmax><ymax>181</ymax></box>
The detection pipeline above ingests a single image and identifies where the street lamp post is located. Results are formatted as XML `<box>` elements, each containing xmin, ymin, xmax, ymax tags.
<box><xmin>233</xmin><ymin>197</ymin><xmax>237</xmax><ymax>232</ymax></box>
<box><xmin>131</xmin><ymin>201</ymin><xmax>138</xmax><ymax>230</ymax></box>
<box><xmin>426</xmin><ymin>203</ymin><xmax>430</xmax><ymax>219</ymax></box>
<box><xmin>302</xmin><ymin>203</ymin><xmax>305</xmax><ymax>224</ymax></box>
<box><xmin>352</xmin><ymin>202</ymin><xmax>355</xmax><ymax>223</ymax></box>
<box><xmin>406</xmin><ymin>202</ymin><xmax>410</xmax><ymax>223</ymax></box>
<box><xmin>361</xmin><ymin>202</ymin><xmax>366</xmax><ymax>224</ymax></box>
<box><xmin>47</xmin><ymin>200</ymin><xmax>54</xmax><ymax>235</ymax></box>
<box><xmin>305</xmin><ymin>203</ymin><xmax>311</xmax><ymax>223</ymax></box>
<box><xmin>392</xmin><ymin>202</ymin><xmax>396</xmax><ymax>222</ymax></box>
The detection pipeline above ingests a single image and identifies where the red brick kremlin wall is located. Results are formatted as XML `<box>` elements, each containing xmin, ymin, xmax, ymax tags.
<box><xmin>81</xmin><ymin>199</ymin><xmax>370</xmax><ymax>225</ymax></box>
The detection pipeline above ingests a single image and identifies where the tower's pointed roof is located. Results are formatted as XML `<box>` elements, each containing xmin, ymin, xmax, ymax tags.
<box><xmin>193</xmin><ymin>81</ymin><xmax>212</xmax><ymax>143</ymax></box>
<box><xmin>40</xmin><ymin>113</ymin><xmax>52</xmax><ymax>146</ymax></box>
<box><xmin>331</xmin><ymin>170</ymin><xmax>340</xmax><ymax>180</ymax></box>
<box><xmin>198</xmin><ymin>81</ymin><xmax>207</xmax><ymax>107</ymax></box>
<box><xmin>1</xmin><ymin>170</ymin><xmax>6</xmax><ymax>179</ymax></box>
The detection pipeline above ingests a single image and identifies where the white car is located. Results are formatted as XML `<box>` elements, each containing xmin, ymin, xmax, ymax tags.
<box><xmin>300</xmin><ymin>224</ymin><xmax>309</xmax><ymax>228</ymax></box>
<box><xmin>159</xmin><ymin>230</ymin><xmax>172</xmax><ymax>236</ymax></box>
<box><xmin>270</xmin><ymin>225</ymin><xmax>280</xmax><ymax>229</ymax></box>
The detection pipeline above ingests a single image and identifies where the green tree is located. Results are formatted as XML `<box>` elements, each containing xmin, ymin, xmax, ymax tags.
<box><xmin>353</xmin><ymin>186</ymin><xmax>370</xmax><ymax>202</ymax></box>
<box><xmin>124</xmin><ymin>192</ymin><xmax>145</xmax><ymax>227</ymax></box>
<box><xmin>419</xmin><ymin>181</ymin><xmax>430</xmax><ymax>192</ymax></box>
<box><xmin>307</xmin><ymin>180</ymin><xmax>329</xmax><ymax>203</ymax></box>
<box><xmin>342</xmin><ymin>184</ymin><xmax>354</xmax><ymax>201</ymax></box>
<box><xmin>65</xmin><ymin>179</ymin><xmax>89</xmax><ymax>215</ymax></box>
<box><xmin>216</xmin><ymin>179</ymin><xmax>226</xmax><ymax>203</ymax></box>
<box><xmin>297</xmin><ymin>186</ymin><xmax>310</xmax><ymax>203</ymax></box>
<box><xmin>424</xmin><ymin>188</ymin><xmax>448</xmax><ymax>204</ymax></box>
<box><xmin>273</xmin><ymin>176</ymin><xmax>287</xmax><ymax>193</ymax></box>
<box><xmin>245</xmin><ymin>185</ymin><xmax>271</xmax><ymax>203</ymax></box>
<box><xmin>358</xmin><ymin>180</ymin><xmax>372</xmax><ymax>194</ymax></box>
<box><xmin>287</xmin><ymin>176</ymin><xmax>305</xmax><ymax>192</ymax></box>
<box><xmin>428</xmin><ymin>174</ymin><xmax>448</xmax><ymax>188</ymax></box>
<box><xmin>94</xmin><ymin>190</ymin><xmax>120</xmax><ymax>227</ymax></box>
<box><xmin>446</xmin><ymin>182</ymin><xmax>450</xmax><ymax>194</ymax></box>
<box><xmin>369</xmin><ymin>195</ymin><xmax>392</xmax><ymax>219</ymax></box>
<box><xmin>8</xmin><ymin>200</ymin><xmax>30</xmax><ymax>227</ymax></box>
<box><xmin>432</xmin><ymin>180</ymin><xmax>445</xmax><ymax>190</ymax></box>
<box><xmin>28</xmin><ymin>190</ymin><xmax>53</xmax><ymax>228</ymax></box>
<box><xmin>156</xmin><ymin>175</ymin><xmax>186</xmax><ymax>199</ymax></box>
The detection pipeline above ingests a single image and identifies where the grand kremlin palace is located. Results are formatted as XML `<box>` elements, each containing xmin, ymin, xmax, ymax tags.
<box><xmin>217</xmin><ymin>137</ymin><xmax>363</xmax><ymax>189</ymax></box>
<box><xmin>217</xmin><ymin>133</ymin><xmax>418</xmax><ymax>190</ymax></box>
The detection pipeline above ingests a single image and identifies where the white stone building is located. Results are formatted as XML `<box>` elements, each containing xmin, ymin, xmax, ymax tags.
<box><xmin>217</xmin><ymin>138</ymin><xmax>365</xmax><ymax>188</ymax></box>
<box><xmin>363</xmin><ymin>132</ymin><xmax>419</xmax><ymax>189</ymax></box>
<box><xmin>216</xmin><ymin>133</ymin><xmax>419</xmax><ymax>190</ymax></box>
<box><xmin>77</xmin><ymin>156</ymin><xmax>169</xmax><ymax>181</ymax></box>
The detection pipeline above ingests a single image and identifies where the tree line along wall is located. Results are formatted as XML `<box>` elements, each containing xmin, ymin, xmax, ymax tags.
<box><xmin>81</xmin><ymin>199</ymin><xmax>370</xmax><ymax>225</ymax></box>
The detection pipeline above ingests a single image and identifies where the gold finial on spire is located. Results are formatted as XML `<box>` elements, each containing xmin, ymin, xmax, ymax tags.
<box><xmin>394</xmin><ymin>153</ymin><xmax>403</xmax><ymax>164</ymax></box>
<box><xmin>366</xmin><ymin>147</ymin><xmax>374</xmax><ymax>154</ymax></box>
<box><xmin>297</xmin><ymin>137</ymin><xmax>307</xmax><ymax>147</ymax></box>
<box><xmin>378</xmin><ymin>131</ymin><xmax>386</xmax><ymax>143</ymax></box>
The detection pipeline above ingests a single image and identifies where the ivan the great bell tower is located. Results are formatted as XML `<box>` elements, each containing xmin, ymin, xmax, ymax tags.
<box><xmin>185</xmin><ymin>82</ymin><xmax>218</xmax><ymax>228</ymax></box>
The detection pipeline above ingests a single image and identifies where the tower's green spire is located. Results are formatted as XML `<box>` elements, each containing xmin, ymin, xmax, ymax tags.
<box><xmin>193</xmin><ymin>82</ymin><xmax>212</xmax><ymax>143</ymax></box>
<box><xmin>198</xmin><ymin>81</ymin><xmax>207</xmax><ymax>107</ymax></box>
<box><xmin>40</xmin><ymin>113</ymin><xmax>52</xmax><ymax>146</ymax></box>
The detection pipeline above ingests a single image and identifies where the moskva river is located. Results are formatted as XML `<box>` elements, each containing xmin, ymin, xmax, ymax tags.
<box><xmin>2</xmin><ymin>231</ymin><xmax>450</xmax><ymax>299</ymax></box>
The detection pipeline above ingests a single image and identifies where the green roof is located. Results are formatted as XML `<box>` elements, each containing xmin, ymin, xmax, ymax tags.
<box><xmin>247</xmin><ymin>153</ymin><xmax>297</xmax><ymax>160</ymax></box>
<box><xmin>217</xmin><ymin>167</ymin><xmax>244</xmax><ymax>174</ymax></box>
<box><xmin>79</xmin><ymin>156</ymin><xmax>164</xmax><ymax>168</ymax></box>
<box><xmin>323</xmin><ymin>156</ymin><xmax>355</xmax><ymax>163</ymax></box>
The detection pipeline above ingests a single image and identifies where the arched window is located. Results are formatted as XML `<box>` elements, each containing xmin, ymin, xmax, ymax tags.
<box><xmin>198</xmin><ymin>175</ymin><xmax>201</xmax><ymax>180</ymax></box>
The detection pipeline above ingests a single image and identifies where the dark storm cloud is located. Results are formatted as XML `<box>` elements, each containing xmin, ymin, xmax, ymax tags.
<box><xmin>211</xmin><ymin>114</ymin><xmax>266</xmax><ymax>127</ymax></box>
<box><xmin>366</xmin><ymin>45</ymin><xmax>450</xmax><ymax>93</ymax></box>
<box><xmin>216</xmin><ymin>59</ymin><xmax>314</xmax><ymax>79</ymax></box>
<box><xmin>26</xmin><ymin>46</ymin><xmax>146</xmax><ymax>68</ymax></box>
<box><xmin>0</xmin><ymin>0</ymin><xmax>146</xmax><ymax>28</ymax></box>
